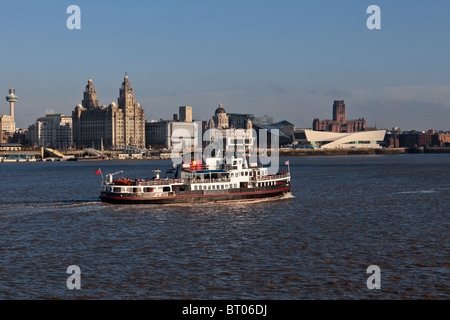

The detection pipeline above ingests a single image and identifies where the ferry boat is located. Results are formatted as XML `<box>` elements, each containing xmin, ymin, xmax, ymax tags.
<box><xmin>99</xmin><ymin>157</ymin><xmax>291</xmax><ymax>204</ymax></box>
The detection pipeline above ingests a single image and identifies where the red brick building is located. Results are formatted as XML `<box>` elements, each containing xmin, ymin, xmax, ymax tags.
<box><xmin>433</xmin><ymin>133</ymin><xmax>450</xmax><ymax>147</ymax></box>
<box><xmin>313</xmin><ymin>100</ymin><xmax>366</xmax><ymax>133</ymax></box>
<box><xmin>386</xmin><ymin>132</ymin><xmax>450</xmax><ymax>147</ymax></box>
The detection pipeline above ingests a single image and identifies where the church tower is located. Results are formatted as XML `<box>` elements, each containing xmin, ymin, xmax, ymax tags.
<box><xmin>332</xmin><ymin>100</ymin><xmax>346</xmax><ymax>124</ymax></box>
<box><xmin>82</xmin><ymin>77</ymin><xmax>99</xmax><ymax>109</ymax></box>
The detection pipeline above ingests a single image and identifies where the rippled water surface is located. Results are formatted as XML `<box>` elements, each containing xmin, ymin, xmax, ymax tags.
<box><xmin>0</xmin><ymin>154</ymin><xmax>449</xmax><ymax>299</ymax></box>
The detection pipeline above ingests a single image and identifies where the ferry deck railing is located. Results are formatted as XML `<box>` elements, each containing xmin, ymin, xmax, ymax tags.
<box><xmin>253</xmin><ymin>172</ymin><xmax>290</xmax><ymax>181</ymax></box>
<box><xmin>105</xmin><ymin>172</ymin><xmax>289</xmax><ymax>186</ymax></box>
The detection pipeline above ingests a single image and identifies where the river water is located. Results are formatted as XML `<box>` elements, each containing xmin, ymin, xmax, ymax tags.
<box><xmin>0</xmin><ymin>154</ymin><xmax>448</xmax><ymax>299</ymax></box>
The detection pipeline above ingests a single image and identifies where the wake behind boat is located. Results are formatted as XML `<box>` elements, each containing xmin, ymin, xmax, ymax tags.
<box><xmin>99</xmin><ymin>157</ymin><xmax>291</xmax><ymax>204</ymax></box>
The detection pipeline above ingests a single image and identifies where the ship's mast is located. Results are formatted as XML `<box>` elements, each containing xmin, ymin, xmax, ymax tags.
<box><xmin>152</xmin><ymin>169</ymin><xmax>161</xmax><ymax>180</ymax></box>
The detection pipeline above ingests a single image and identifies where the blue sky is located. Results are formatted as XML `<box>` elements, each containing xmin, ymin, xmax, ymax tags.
<box><xmin>1</xmin><ymin>0</ymin><xmax>450</xmax><ymax>130</ymax></box>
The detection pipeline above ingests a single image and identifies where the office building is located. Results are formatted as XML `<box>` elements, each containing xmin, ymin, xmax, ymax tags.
<box><xmin>27</xmin><ymin>113</ymin><xmax>72</xmax><ymax>149</ymax></box>
<box><xmin>145</xmin><ymin>120</ymin><xmax>197</xmax><ymax>149</ymax></box>
<box><xmin>179</xmin><ymin>106</ymin><xmax>192</xmax><ymax>122</ymax></box>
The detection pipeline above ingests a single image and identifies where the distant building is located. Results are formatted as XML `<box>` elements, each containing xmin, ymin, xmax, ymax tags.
<box><xmin>252</xmin><ymin>115</ymin><xmax>273</xmax><ymax>126</ymax></box>
<box><xmin>272</xmin><ymin>121</ymin><xmax>295</xmax><ymax>141</ymax></box>
<box><xmin>146</xmin><ymin>106</ymin><xmax>198</xmax><ymax>149</ymax></box>
<box><xmin>313</xmin><ymin>100</ymin><xmax>367</xmax><ymax>133</ymax></box>
<box><xmin>228</xmin><ymin>113</ymin><xmax>274</xmax><ymax>128</ymax></box>
<box><xmin>0</xmin><ymin>114</ymin><xmax>15</xmax><ymax>135</ymax></box>
<box><xmin>27</xmin><ymin>113</ymin><xmax>72</xmax><ymax>148</ymax></box>
<box><xmin>386</xmin><ymin>134</ymin><xmax>400</xmax><ymax>148</ymax></box>
<box><xmin>294</xmin><ymin>129</ymin><xmax>386</xmax><ymax>149</ymax></box>
<box><xmin>72</xmin><ymin>75</ymin><xmax>145</xmax><ymax>149</ymax></box>
<box><xmin>12</xmin><ymin>128</ymin><xmax>27</xmax><ymax>145</ymax></box>
<box><xmin>434</xmin><ymin>132</ymin><xmax>450</xmax><ymax>147</ymax></box>
<box><xmin>145</xmin><ymin>120</ymin><xmax>197</xmax><ymax>149</ymax></box>
<box><xmin>228</xmin><ymin>113</ymin><xmax>254</xmax><ymax>129</ymax></box>
<box><xmin>206</xmin><ymin>103</ymin><xmax>255</xmax><ymax>152</ymax></box>
<box><xmin>179</xmin><ymin>106</ymin><xmax>192</xmax><ymax>122</ymax></box>
<box><xmin>0</xmin><ymin>89</ymin><xmax>19</xmax><ymax>136</ymax></box>
<box><xmin>253</xmin><ymin>121</ymin><xmax>295</xmax><ymax>146</ymax></box>
<box><xmin>209</xmin><ymin>102</ymin><xmax>230</xmax><ymax>130</ymax></box>
<box><xmin>386</xmin><ymin>131</ymin><xmax>450</xmax><ymax>148</ymax></box>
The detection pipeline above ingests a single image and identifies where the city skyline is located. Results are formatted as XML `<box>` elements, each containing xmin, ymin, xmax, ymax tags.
<box><xmin>1</xmin><ymin>1</ymin><xmax>450</xmax><ymax>131</ymax></box>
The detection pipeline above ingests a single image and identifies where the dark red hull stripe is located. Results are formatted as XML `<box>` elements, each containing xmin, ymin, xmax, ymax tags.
<box><xmin>104</xmin><ymin>186</ymin><xmax>291</xmax><ymax>200</ymax></box>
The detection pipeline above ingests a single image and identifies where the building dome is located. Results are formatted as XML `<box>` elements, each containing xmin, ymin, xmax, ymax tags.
<box><xmin>215</xmin><ymin>102</ymin><xmax>226</xmax><ymax>114</ymax></box>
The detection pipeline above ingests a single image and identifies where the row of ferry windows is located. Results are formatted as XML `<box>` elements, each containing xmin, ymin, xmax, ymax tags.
<box><xmin>227</xmin><ymin>171</ymin><xmax>267</xmax><ymax>177</ymax></box>
<box><xmin>231</xmin><ymin>171</ymin><xmax>260</xmax><ymax>177</ymax></box>
<box><xmin>192</xmin><ymin>181</ymin><xmax>274</xmax><ymax>191</ymax></box>
<box><xmin>193</xmin><ymin>184</ymin><xmax>237</xmax><ymax>191</ymax></box>
<box><xmin>258</xmin><ymin>181</ymin><xmax>275</xmax><ymax>187</ymax></box>
<box><xmin>104</xmin><ymin>186</ymin><xmax>170</xmax><ymax>193</ymax></box>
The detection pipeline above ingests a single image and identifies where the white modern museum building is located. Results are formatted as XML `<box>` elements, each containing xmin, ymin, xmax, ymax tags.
<box><xmin>293</xmin><ymin>129</ymin><xmax>386</xmax><ymax>149</ymax></box>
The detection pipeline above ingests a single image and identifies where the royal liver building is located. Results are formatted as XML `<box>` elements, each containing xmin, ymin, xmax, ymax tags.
<box><xmin>72</xmin><ymin>74</ymin><xmax>145</xmax><ymax>149</ymax></box>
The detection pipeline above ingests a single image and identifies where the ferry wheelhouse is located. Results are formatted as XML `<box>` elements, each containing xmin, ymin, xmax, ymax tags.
<box><xmin>99</xmin><ymin>157</ymin><xmax>291</xmax><ymax>204</ymax></box>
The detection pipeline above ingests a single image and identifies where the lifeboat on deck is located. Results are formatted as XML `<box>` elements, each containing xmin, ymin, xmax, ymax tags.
<box><xmin>114</xmin><ymin>178</ymin><xmax>132</xmax><ymax>185</ymax></box>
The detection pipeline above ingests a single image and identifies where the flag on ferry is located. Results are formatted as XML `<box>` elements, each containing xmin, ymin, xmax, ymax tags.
<box><xmin>285</xmin><ymin>160</ymin><xmax>289</xmax><ymax>165</ymax></box>
<box><xmin>95</xmin><ymin>168</ymin><xmax>102</xmax><ymax>175</ymax></box>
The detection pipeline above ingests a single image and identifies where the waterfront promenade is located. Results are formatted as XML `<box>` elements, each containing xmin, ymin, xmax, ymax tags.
<box><xmin>1</xmin><ymin>147</ymin><xmax>450</xmax><ymax>162</ymax></box>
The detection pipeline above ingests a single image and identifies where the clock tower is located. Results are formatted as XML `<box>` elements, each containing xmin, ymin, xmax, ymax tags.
<box><xmin>116</xmin><ymin>73</ymin><xmax>145</xmax><ymax>148</ymax></box>
<box><xmin>118</xmin><ymin>73</ymin><xmax>135</xmax><ymax>108</ymax></box>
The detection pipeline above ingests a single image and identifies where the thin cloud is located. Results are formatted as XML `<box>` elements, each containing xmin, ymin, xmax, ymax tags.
<box><xmin>326</xmin><ymin>88</ymin><xmax>352</xmax><ymax>99</ymax></box>
<box><xmin>267</xmin><ymin>83</ymin><xmax>287</xmax><ymax>93</ymax></box>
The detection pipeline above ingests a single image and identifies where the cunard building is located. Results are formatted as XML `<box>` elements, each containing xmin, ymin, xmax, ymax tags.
<box><xmin>72</xmin><ymin>74</ymin><xmax>145</xmax><ymax>149</ymax></box>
